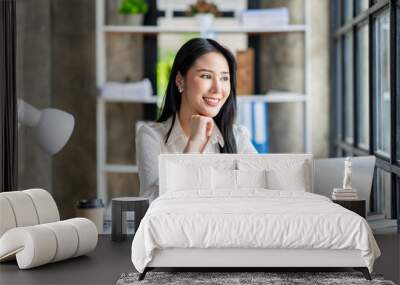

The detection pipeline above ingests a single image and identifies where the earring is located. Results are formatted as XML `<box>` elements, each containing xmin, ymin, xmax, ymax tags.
<box><xmin>178</xmin><ymin>86</ymin><xmax>184</xmax><ymax>93</ymax></box>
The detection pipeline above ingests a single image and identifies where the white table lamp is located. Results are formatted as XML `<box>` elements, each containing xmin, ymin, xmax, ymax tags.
<box><xmin>17</xmin><ymin>99</ymin><xmax>75</xmax><ymax>155</ymax></box>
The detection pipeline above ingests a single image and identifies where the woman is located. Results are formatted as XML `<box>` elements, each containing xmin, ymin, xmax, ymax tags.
<box><xmin>136</xmin><ymin>38</ymin><xmax>257</xmax><ymax>202</ymax></box>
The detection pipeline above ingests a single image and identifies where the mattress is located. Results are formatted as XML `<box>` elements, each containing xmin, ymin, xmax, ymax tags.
<box><xmin>131</xmin><ymin>190</ymin><xmax>380</xmax><ymax>273</ymax></box>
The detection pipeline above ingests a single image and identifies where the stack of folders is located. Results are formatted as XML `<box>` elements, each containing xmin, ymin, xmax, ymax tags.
<box><xmin>236</xmin><ymin>101</ymin><xmax>269</xmax><ymax>153</ymax></box>
<box><xmin>240</xmin><ymin>8</ymin><xmax>289</xmax><ymax>27</ymax></box>
<box><xmin>332</xmin><ymin>188</ymin><xmax>358</xmax><ymax>200</ymax></box>
<box><xmin>100</xmin><ymin>78</ymin><xmax>153</xmax><ymax>101</ymax></box>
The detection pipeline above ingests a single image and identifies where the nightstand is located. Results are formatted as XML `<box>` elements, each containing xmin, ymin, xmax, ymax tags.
<box><xmin>111</xmin><ymin>197</ymin><xmax>149</xmax><ymax>242</ymax></box>
<box><xmin>332</xmin><ymin>199</ymin><xmax>366</xmax><ymax>218</ymax></box>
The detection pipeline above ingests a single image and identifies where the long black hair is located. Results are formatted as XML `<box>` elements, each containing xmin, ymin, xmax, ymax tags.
<box><xmin>157</xmin><ymin>38</ymin><xmax>237</xmax><ymax>153</ymax></box>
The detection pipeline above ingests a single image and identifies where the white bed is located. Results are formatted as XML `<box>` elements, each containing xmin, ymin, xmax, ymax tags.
<box><xmin>131</xmin><ymin>154</ymin><xmax>380</xmax><ymax>280</ymax></box>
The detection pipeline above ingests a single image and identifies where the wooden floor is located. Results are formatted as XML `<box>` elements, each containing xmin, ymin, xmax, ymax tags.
<box><xmin>0</xmin><ymin>233</ymin><xmax>398</xmax><ymax>285</ymax></box>
<box><xmin>373</xmin><ymin>230</ymin><xmax>400</xmax><ymax>284</ymax></box>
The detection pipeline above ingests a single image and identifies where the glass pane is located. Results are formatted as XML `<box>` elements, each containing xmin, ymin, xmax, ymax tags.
<box><xmin>344</xmin><ymin>33</ymin><xmax>354</xmax><ymax>143</ymax></box>
<box><xmin>356</xmin><ymin>24</ymin><xmax>369</xmax><ymax>149</ymax></box>
<box><xmin>374</xmin><ymin>10</ymin><xmax>391</xmax><ymax>156</ymax></box>
<box><xmin>17</xmin><ymin>0</ymin><xmax>53</xmax><ymax>191</ymax></box>
<box><xmin>342</xmin><ymin>0</ymin><xmax>352</xmax><ymax>24</ymax></box>
<box><xmin>355</xmin><ymin>0</ymin><xmax>368</xmax><ymax>14</ymax></box>
<box><xmin>332</xmin><ymin>0</ymin><xmax>340</xmax><ymax>29</ymax></box>
<box><xmin>336</xmin><ymin>39</ymin><xmax>343</xmax><ymax>140</ymax></box>
<box><xmin>372</xmin><ymin>169</ymin><xmax>393</xmax><ymax>219</ymax></box>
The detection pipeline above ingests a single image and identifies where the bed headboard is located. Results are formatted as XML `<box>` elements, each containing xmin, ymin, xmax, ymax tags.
<box><xmin>159</xmin><ymin>154</ymin><xmax>314</xmax><ymax>195</ymax></box>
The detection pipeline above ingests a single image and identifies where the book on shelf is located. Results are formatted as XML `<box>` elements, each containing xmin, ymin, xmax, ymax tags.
<box><xmin>240</xmin><ymin>8</ymin><xmax>289</xmax><ymax>27</ymax></box>
<box><xmin>236</xmin><ymin>100</ymin><xmax>269</xmax><ymax>153</ymax></box>
<box><xmin>100</xmin><ymin>78</ymin><xmax>153</xmax><ymax>101</ymax></box>
<box><xmin>236</xmin><ymin>48</ymin><xmax>254</xmax><ymax>95</ymax></box>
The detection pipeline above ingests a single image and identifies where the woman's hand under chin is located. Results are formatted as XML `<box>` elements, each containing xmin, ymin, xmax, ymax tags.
<box><xmin>183</xmin><ymin>115</ymin><xmax>214</xmax><ymax>153</ymax></box>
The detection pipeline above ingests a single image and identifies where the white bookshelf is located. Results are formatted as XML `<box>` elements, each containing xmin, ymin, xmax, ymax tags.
<box><xmin>95</xmin><ymin>0</ymin><xmax>311</xmax><ymax>204</ymax></box>
<box><xmin>100</xmin><ymin>95</ymin><xmax>158</xmax><ymax>103</ymax></box>
<box><xmin>103</xmin><ymin>25</ymin><xmax>307</xmax><ymax>34</ymax></box>
<box><xmin>236</xmin><ymin>93</ymin><xmax>307</xmax><ymax>103</ymax></box>
<box><xmin>104</xmin><ymin>164</ymin><xmax>139</xmax><ymax>173</ymax></box>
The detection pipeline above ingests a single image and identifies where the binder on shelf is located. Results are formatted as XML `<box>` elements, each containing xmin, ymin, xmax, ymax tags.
<box><xmin>240</xmin><ymin>8</ymin><xmax>289</xmax><ymax>27</ymax></box>
<box><xmin>237</xmin><ymin>101</ymin><xmax>269</xmax><ymax>153</ymax></box>
<box><xmin>251</xmin><ymin>102</ymin><xmax>269</xmax><ymax>153</ymax></box>
<box><xmin>100</xmin><ymin>79</ymin><xmax>153</xmax><ymax>101</ymax></box>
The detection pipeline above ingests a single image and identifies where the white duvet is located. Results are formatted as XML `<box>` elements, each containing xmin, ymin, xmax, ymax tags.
<box><xmin>131</xmin><ymin>190</ymin><xmax>380</xmax><ymax>273</ymax></box>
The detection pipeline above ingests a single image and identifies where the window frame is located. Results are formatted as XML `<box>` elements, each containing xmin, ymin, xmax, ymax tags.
<box><xmin>0</xmin><ymin>0</ymin><xmax>18</xmax><ymax>192</ymax></box>
<box><xmin>397</xmin><ymin>6</ymin><xmax>400</xmax><ymax>165</ymax></box>
<box><xmin>330</xmin><ymin>0</ymin><xmax>399</xmax><ymax>226</ymax></box>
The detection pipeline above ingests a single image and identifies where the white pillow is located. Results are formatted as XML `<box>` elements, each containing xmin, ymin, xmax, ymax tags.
<box><xmin>167</xmin><ymin>162</ymin><xmax>212</xmax><ymax>191</ymax></box>
<box><xmin>212</xmin><ymin>168</ymin><xmax>236</xmax><ymax>190</ymax></box>
<box><xmin>211</xmin><ymin>168</ymin><xmax>268</xmax><ymax>190</ymax></box>
<box><xmin>236</xmin><ymin>169</ymin><xmax>267</xmax><ymax>189</ymax></box>
<box><xmin>237</xmin><ymin>159</ymin><xmax>309</xmax><ymax>191</ymax></box>
<box><xmin>266</xmin><ymin>162</ymin><xmax>307</xmax><ymax>191</ymax></box>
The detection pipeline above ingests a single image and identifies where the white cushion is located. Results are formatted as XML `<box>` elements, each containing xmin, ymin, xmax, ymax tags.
<box><xmin>0</xmin><ymin>189</ymin><xmax>60</xmax><ymax>238</ymax></box>
<box><xmin>210</xmin><ymin>168</ymin><xmax>268</xmax><ymax>192</ymax></box>
<box><xmin>159</xmin><ymin>154</ymin><xmax>313</xmax><ymax>194</ymax></box>
<box><xmin>0</xmin><ymin>189</ymin><xmax>98</xmax><ymax>269</ymax></box>
<box><xmin>65</xmin><ymin>218</ymin><xmax>98</xmax><ymax>257</ymax></box>
<box><xmin>0</xmin><ymin>225</ymin><xmax>57</xmax><ymax>269</ymax></box>
<box><xmin>167</xmin><ymin>162</ymin><xmax>212</xmax><ymax>191</ymax></box>
<box><xmin>236</xmin><ymin>169</ymin><xmax>267</xmax><ymax>189</ymax></box>
<box><xmin>212</xmin><ymin>168</ymin><xmax>236</xmax><ymax>190</ymax></box>
<box><xmin>266</xmin><ymin>162</ymin><xmax>307</xmax><ymax>191</ymax></box>
<box><xmin>0</xmin><ymin>191</ymin><xmax>39</xmax><ymax>227</ymax></box>
<box><xmin>0</xmin><ymin>218</ymin><xmax>98</xmax><ymax>269</ymax></box>
<box><xmin>159</xmin><ymin>154</ymin><xmax>237</xmax><ymax>195</ymax></box>
<box><xmin>238</xmin><ymin>159</ymin><xmax>309</xmax><ymax>191</ymax></box>
<box><xmin>42</xmin><ymin>221</ymin><xmax>79</xmax><ymax>262</ymax></box>
<box><xmin>0</xmin><ymin>196</ymin><xmax>16</xmax><ymax>237</ymax></box>
<box><xmin>23</xmin><ymin>189</ymin><xmax>60</xmax><ymax>223</ymax></box>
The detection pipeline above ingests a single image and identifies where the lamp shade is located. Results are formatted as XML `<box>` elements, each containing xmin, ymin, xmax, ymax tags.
<box><xmin>17</xmin><ymin>99</ymin><xmax>75</xmax><ymax>155</ymax></box>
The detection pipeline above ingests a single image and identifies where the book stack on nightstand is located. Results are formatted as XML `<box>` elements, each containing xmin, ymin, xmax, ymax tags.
<box><xmin>332</xmin><ymin>188</ymin><xmax>358</xmax><ymax>200</ymax></box>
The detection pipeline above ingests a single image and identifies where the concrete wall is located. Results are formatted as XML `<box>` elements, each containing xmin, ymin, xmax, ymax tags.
<box><xmin>308</xmin><ymin>0</ymin><xmax>330</xmax><ymax>158</ymax></box>
<box><xmin>50</xmin><ymin>0</ymin><xmax>97</xmax><ymax>219</ymax></box>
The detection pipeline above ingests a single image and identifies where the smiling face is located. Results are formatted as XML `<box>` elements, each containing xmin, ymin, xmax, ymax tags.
<box><xmin>177</xmin><ymin>51</ymin><xmax>231</xmax><ymax>118</ymax></box>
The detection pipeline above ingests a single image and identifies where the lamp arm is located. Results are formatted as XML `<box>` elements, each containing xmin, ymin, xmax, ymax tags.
<box><xmin>17</xmin><ymin>99</ymin><xmax>41</xmax><ymax>127</ymax></box>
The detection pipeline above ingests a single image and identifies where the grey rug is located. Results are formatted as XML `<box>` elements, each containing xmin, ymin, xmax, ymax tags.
<box><xmin>116</xmin><ymin>271</ymin><xmax>396</xmax><ymax>285</ymax></box>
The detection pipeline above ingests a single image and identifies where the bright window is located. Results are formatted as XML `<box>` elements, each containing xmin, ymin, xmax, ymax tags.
<box><xmin>373</xmin><ymin>10</ymin><xmax>391</xmax><ymax>156</ymax></box>
<box><xmin>356</xmin><ymin>24</ymin><xmax>369</xmax><ymax>149</ymax></box>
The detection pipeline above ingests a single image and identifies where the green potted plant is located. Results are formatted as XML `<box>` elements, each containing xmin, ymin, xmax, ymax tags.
<box><xmin>118</xmin><ymin>0</ymin><xmax>148</xmax><ymax>25</ymax></box>
<box><xmin>186</xmin><ymin>0</ymin><xmax>220</xmax><ymax>30</ymax></box>
<box><xmin>186</xmin><ymin>0</ymin><xmax>220</xmax><ymax>17</ymax></box>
